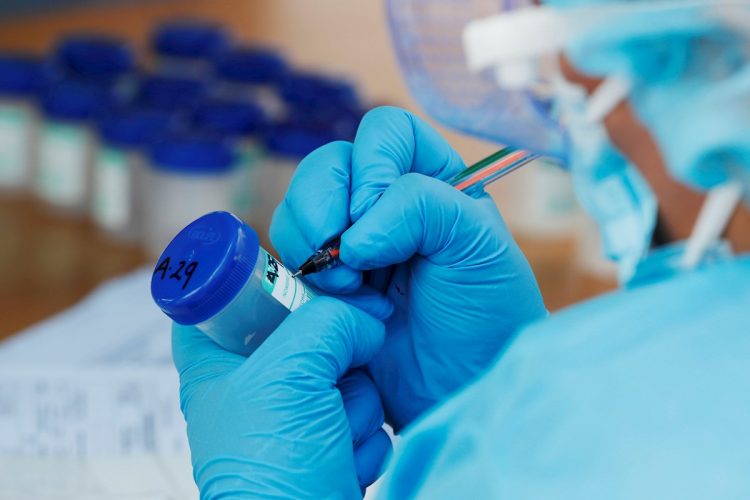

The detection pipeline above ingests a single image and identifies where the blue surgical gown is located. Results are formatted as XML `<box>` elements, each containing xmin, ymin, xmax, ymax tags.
<box><xmin>381</xmin><ymin>249</ymin><xmax>750</xmax><ymax>499</ymax></box>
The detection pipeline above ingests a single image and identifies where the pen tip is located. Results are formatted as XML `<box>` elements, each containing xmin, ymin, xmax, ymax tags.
<box><xmin>290</xmin><ymin>270</ymin><xmax>301</xmax><ymax>278</ymax></box>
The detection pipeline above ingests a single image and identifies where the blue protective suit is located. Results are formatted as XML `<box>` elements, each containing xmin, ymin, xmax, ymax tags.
<box><xmin>381</xmin><ymin>250</ymin><xmax>750</xmax><ymax>498</ymax></box>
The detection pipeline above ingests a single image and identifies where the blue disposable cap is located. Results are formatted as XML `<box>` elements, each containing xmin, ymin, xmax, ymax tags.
<box><xmin>214</xmin><ymin>46</ymin><xmax>286</xmax><ymax>84</ymax></box>
<box><xmin>152</xmin><ymin>19</ymin><xmax>229</xmax><ymax>59</ymax></box>
<box><xmin>136</xmin><ymin>75</ymin><xmax>208</xmax><ymax>112</ymax></box>
<box><xmin>192</xmin><ymin>99</ymin><xmax>266</xmax><ymax>137</ymax></box>
<box><xmin>54</xmin><ymin>34</ymin><xmax>134</xmax><ymax>80</ymax></box>
<box><xmin>151</xmin><ymin>211</ymin><xmax>260</xmax><ymax>325</ymax></box>
<box><xmin>99</xmin><ymin>107</ymin><xmax>176</xmax><ymax>149</ymax></box>
<box><xmin>41</xmin><ymin>79</ymin><xmax>114</xmax><ymax>121</ymax></box>
<box><xmin>279</xmin><ymin>71</ymin><xmax>359</xmax><ymax>107</ymax></box>
<box><xmin>150</xmin><ymin>132</ymin><xmax>235</xmax><ymax>174</ymax></box>
<box><xmin>0</xmin><ymin>54</ymin><xmax>44</xmax><ymax>96</ymax></box>
<box><xmin>263</xmin><ymin>121</ymin><xmax>335</xmax><ymax>159</ymax></box>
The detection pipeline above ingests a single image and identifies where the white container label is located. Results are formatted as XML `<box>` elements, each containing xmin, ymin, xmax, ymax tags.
<box><xmin>93</xmin><ymin>148</ymin><xmax>131</xmax><ymax>230</ymax></box>
<box><xmin>261</xmin><ymin>250</ymin><xmax>315</xmax><ymax>311</ymax></box>
<box><xmin>231</xmin><ymin>143</ymin><xmax>260</xmax><ymax>215</ymax></box>
<box><xmin>0</xmin><ymin>105</ymin><xmax>30</xmax><ymax>187</ymax></box>
<box><xmin>37</xmin><ymin>123</ymin><xmax>88</xmax><ymax>206</ymax></box>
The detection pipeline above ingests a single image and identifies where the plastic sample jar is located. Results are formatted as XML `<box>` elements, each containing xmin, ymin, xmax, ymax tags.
<box><xmin>143</xmin><ymin>133</ymin><xmax>236</xmax><ymax>257</ymax></box>
<box><xmin>151</xmin><ymin>211</ymin><xmax>315</xmax><ymax>356</ymax></box>
<box><xmin>212</xmin><ymin>46</ymin><xmax>286</xmax><ymax>119</ymax></box>
<box><xmin>94</xmin><ymin>108</ymin><xmax>175</xmax><ymax>241</ymax></box>
<box><xmin>136</xmin><ymin>74</ymin><xmax>208</xmax><ymax>114</ymax></box>
<box><xmin>35</xmin><ymin>79</ymin><xmax>113</xmax><ymax>213</ymax></box>
<box><xmin>0</xmin><ymin>54</ymin><xmax>43</xmax><ymax>192</ymax></box>
<box><xmin>192</xmin><ymin>98</ymin><xmax>266</xmax><ymax>218</ymax></box>
<box><xmin>151</xmin><ymin>20</ymin><xmax>229</xmax><ymax>78</ymax></box>
<box><xmin>253</xmin><ymin>122</ymin><xmax>333</xmax><ymax>241</ymax></box>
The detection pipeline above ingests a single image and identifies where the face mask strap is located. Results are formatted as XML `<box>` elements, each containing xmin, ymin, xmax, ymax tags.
<box><xmin>681</xmin><ymin>180</ymin><xmax>743</xmax><ymax>270</ymax></box>
<box><xmin>584</xmin><ymin>75</ymin><xmax>632</xmax><ymax>124</ymax></box>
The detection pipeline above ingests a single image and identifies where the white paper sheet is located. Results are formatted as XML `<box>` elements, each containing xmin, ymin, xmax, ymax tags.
<box><xmin>0</xmin><ymin>367</ymin><xmax>187</xmax><ymax>457</ymax></box>
<box><xmin>0</xmin><ymin>455</ymin><xmax>195</xmax><ymax>500</ymax></box>
<box><xmin>0</xmin><ymin>366</ymin><xmax>196</xmax><ymax>499</ymax></box>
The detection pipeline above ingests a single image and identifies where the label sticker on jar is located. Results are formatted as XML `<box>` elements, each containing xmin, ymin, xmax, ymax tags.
<box><xmin>0</xmin><ymin>105</ymin><xmax>31</xmax><ymax>188</ymax></box>
<box><xmin>36</xmin><ymin>123</ymin><xmax>88</xmax><ymax>207</ymax></box>
<box><xmin>261</xmin><ymin>250</ymin><xmax>315</xmax><ymax>311</ymax></box>
<box><xmin>93</xmin><ymin>147</ymin><xmax>131</xmax><ymax>230</ymax></box>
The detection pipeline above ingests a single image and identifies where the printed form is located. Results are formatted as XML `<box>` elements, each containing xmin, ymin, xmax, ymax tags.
<box><xmin>0</xmin><ymin>366</ymin><xmax>195</xmax><ymax>499</ymax></box>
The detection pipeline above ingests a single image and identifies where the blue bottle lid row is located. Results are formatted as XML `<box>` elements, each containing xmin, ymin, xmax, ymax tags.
<box><xmin>151</xmin><ymin>211</ymin><xmax>260</xmax><ymax>325</ymax></box>
<box><xmin>53</xmin><ymin>34</ymin><xmax>135</xmax><ymax>82</ymax></box>
<box><xmin>287</xmin><ymin>105</ymin><xmax>365</xmax><ymax>142</ymax></box>
<box><xmin>136</xmin><ymin>75</ymin><xmax>208</xmax><ymax>112</ymax></box>
<box><xmin>151</xmin><ymin>19</ymin><xmax>229</xmax><ymax>60</ymax></box>
<box><xmin>0</xmin><ymin>54</ymin><xmax>45</xmax><ymax>97</ymax></box>
<box><xmin>149</xmin><ymin>132</ymin><xmax>236</xmax><ymax>174</ymax></box>
<box><xmin>99</xmin><ymin>107</ymin><xmax>178</xmax><ymax>149</ymax></box>
<box><xmin>192</xmin><ymin>99</ymin><xmax>267</xmax><ymax>137</ymax></box>
<box><xmin>262</xmin><ymin>121</ymin><xmax>337</xmax><ymax>159</ymax></box>
<box><xmin>279</xmin><ymin>71</ymin><xmax>359</xmax><ymax>109</ymax></box>
<box><xmin>41</xmin><ymin>79</ymin><xmax>116</xmax><ymax>121</ymax></box>
<box><xmin>213</xmin><ymin>46</ymin><xmax>287</xmax><ymax>85</ymax></box>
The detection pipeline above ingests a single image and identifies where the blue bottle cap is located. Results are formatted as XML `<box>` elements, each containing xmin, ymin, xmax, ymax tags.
<box><xmin>152</xmin><ymin>20</ymin><xmax>229</xmax><ymax>59</ymax></box>
<box><xmin>0</xmin><ymin>54</ymin><xmax>44</xmax><ymax>96</ymax></box>
<box><xmin>192</xmin><ymin>99</ymin><xmax>266</xmax><ymax>137</ymax></box>
<box><xmin>54</xmin><ymin>34</ymin><xmax>134</xmax><ymax>81</ymax></box>
<box><xmin>288</xmin><ymin>105</ymin><xmax>365</xmax><ymax>142</ymax></box>
<box><xmin>214</xmin><ymin>46</ymin><xmax>286</xmax><ymax>85</ymax></box>
<box><xmin>150</xmin><ymin>132</ymin><xmax>235</xmax><ymax>174</ymax></box>
<box><xmin>263</xmin><ymin>121</ymin><xmax>335</xmax><ymax>159</ymax></box>
<box><xmin>279</xmin><ymin>71</ymin><xmax>359</xmax><ymax>108</ymax></box>
<box><xmin>151</xmin><ymin>211</ymin><xmax>260</xmax><ymax>325</ymax></box>
<box><xmin>41</xmin><ymin>79</ymin><xmax>114</xmax><ymax>121</ymax></box>
<box><xmin>99</xmin><ymin>107</ymin><xmax>176</xmax><ymax>149</ymax></box>
<box><xmin>136</xmin><ymin>75</ymin><xmax>208</xmax><ymax>112</ymax></box>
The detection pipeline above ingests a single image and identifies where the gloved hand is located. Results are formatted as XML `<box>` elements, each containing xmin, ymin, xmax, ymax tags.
<box><xmin>173</xmin><ymin>297</ymin><xmax>392</xmax><ymax>498</ymax></box>
<box><xmin>271</xmin><ymin>106</ymin><xmax>547</xmax><ymax>431</ymax></box>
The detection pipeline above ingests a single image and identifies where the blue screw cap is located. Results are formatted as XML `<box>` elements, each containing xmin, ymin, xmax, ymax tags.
<box><xmin>0</xmin><ymin>54</ymin><xmax>44</xmax><ymax>96</ymax></box>
<box><xmin>214</xmin><ymin>46</ymin><xmax>286</xmax><ymax>84</ymax></box>
<box><xmin>152</xmin><ymin>19</ymin><xmax>229</xmax><ymax>59</ymax></box>
<box><xmin>192</xmin><ymin>99</ymin><xmax>266</xmax><ymax>137</ymax></box>
<box><xmin>149</xmin><ymin>132</ymin><xmax>236</xmax><ymax>174</ymax></box>
<box><xmin>54</xmin><ymin>34</ymin><xmax>134</xmax><ymax>81</ymax></box>
<box><xmin>151</xmin><ymin>211</ymin><xmax>260</xmax><ymax>325</ymax></box>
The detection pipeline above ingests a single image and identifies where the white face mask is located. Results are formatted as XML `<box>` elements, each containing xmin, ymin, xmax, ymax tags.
<box><xmin>552</xmin><ymin>69</ymin><xmax>658</xmax><ymax>284</ymax></box>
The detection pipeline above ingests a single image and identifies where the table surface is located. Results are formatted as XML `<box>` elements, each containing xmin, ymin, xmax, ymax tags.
<box><xmin>0</xmin><ymin>194</ymin><xmax>615</xmax><ymax>342</ymax></box>
<box><xmin>0</xmin><ymin>196</ymin><xmax>149</xmax><ymax>340</ymax></box>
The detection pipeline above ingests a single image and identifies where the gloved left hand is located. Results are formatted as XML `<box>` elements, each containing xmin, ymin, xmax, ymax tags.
<box><xmin>271</xmin><ymin>107</ymin><xmax>547</xmax><ymax>431</ymax></box>
<box><xmin>173</xmin><ymin>297</ymin><xmax>392</xmax><ymax>498</ymax></box>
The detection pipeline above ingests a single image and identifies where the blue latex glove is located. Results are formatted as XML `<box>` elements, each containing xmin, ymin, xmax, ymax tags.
<box><xmin>173</xmin><ymin>297</ymin><xmax>392</xmax><ymax>498</ymax></box>
<box><xmin>271</xmin><ymin>106</ymin><xmax>547</xmax><ymax>431</ymax></box>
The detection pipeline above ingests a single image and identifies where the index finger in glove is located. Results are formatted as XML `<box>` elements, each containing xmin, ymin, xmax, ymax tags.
<box><xmin>349</xmin><ymin>106</ymin><xmax>466</xmax><ymax>222</ymax></box>
<box><xmin>270</xmin><ymin>141</ymin><xmax>361</xmax><ymax>294</ymax></box>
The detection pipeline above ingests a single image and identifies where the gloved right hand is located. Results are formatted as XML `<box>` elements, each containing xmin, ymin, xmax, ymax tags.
<box><xmin>271</xmin><ymin>106</ymin><xmax>548</xmax><ymax>431</ymax></box>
